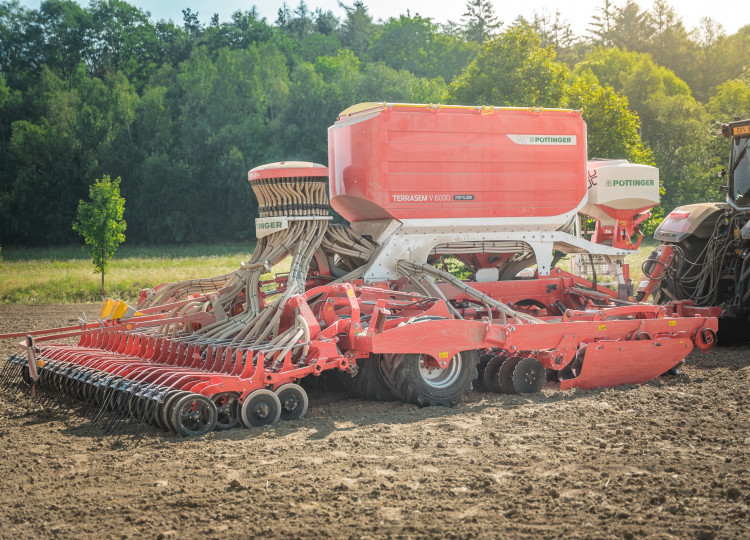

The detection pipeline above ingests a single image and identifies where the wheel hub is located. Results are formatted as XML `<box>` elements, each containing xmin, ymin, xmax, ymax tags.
<box><xmin>255</xmin><ymin>403</ymin><xmax>269</xmax><ymax>419</ymax></box>
<box><xmin>418</xmin><ymin>354</ymin><xmax>462</xmax><ymax>389</ymax></box>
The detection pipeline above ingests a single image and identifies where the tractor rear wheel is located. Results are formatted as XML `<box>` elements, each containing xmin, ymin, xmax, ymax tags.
<box><xmin>379</xmin><ymin>350</ymin><xmax>479</xmax><ymax>407</ymax></box>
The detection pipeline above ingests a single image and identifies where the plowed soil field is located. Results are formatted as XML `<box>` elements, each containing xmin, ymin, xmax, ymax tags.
<box><xmin>1</xmin><ymin>304</ymin><xmax>748</xmax><ymax>539</ymax></box>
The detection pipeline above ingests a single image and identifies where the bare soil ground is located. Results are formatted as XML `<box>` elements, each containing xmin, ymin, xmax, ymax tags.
<box><xmin>0</xmin><ymin>304</ymin><xmax>748</xmax><ymax>539</ymax></box>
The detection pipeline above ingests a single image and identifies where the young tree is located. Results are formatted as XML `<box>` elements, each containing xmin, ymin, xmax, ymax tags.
<box><xmin>73</xmin><ymin>175</ymin><xmax>126</xmax><ymax>293</ymax></box>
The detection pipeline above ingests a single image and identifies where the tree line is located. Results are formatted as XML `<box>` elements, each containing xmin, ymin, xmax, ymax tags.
<box><xmin>1</xmin><ymin>0</ymin><xmax>749</xmax><ymax>245</ymax></box>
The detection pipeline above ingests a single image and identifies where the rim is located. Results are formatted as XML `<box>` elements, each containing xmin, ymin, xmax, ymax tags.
<box><xmin>176</xmin><ymin>396</ymin><xmax>212</xmax><ymax>434</ymax></box>
<box><xmin>241</xmin><ymin>390</ymin><xmax>280</xmax><ymax>427</ymax></box>
<box><xmin>418</xmin><ymin>353</ymin><xmax>463</xmax><ymax>389</ymax></box>
<box><xmin>212</xmin><ymin>392</ymin><xmax>239</xmax><ymax>429</ymax></box>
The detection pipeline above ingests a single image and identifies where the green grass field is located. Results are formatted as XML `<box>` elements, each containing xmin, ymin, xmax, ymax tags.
<box><xmin>0</xmin><ymin>243</ymin><xmax>258</xmax><ymax>304</ymax></box>
<box><xmin>0</xmin><ymin>239</ymin><xmax>658</xmax><ymax>305</ymax></box>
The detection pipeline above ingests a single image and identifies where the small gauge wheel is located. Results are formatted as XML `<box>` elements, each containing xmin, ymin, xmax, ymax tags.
<box><xmin>240</xmin><ymin>389</ymin><xmax>281</xmax><ymax>428</ymax></box>
<box><xmin>170</xmin><ymin>393</ymin><xmax>218</xmax><ymax>437</ymax></box>
<box><xmin>211</xmin><ymin>392</ymin><xmax>240</xmax><ymax>430</ymax></box>
<box><xmin>275</xmin><ymin>383</ymin><xmax>309</xmax><ymax>421</ymax></box>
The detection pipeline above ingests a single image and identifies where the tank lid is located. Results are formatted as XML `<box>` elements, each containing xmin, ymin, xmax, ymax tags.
<box><xmin>248</xmin><ymin>161</ymin><xmax>328</xmax><ymax>181</ymax></box>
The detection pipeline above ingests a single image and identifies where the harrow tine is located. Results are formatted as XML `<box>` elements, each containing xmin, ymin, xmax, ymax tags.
<box><xmin>112</xmin><ymin>392</ymin><xmax>140</xmax><ymax>439</ymax></box>
<box><xmin>79</xmin><ymin>376</ymin><xmax>102</xmax><ymax>419</ymax></box>
<box><xmin>48</xmin><ymin>371</ymin><xmax>71</xmax><ymax>410</ymax></box>
<box><xmin>109</xmin><ymin>389</ymin><xmax>139</xmax><ymax>437</ymax></box>
<box><xmin>126</xmin><ymin>402</ymin><xmax>149</xmax><ymax>441</ymax></box>
<box><xmin>132</xmin><ymin>399</ymin><xmax>159</xmax><ymax>446</ymax></box>
<box><xmin>103</xmin><ymin>385</ymin><xmax>131</xmax><ymax>434</ymax></box>
<box><xmin>1</xmin><ymin>360</ymin><xmax>21</xmax><ymax>387</ymax></box>
<box><xmin>0</xmin><ymin>356</ymin><xmax>15</xmax><ymax>383</ymax></box>
<box><xmin>92</xmin><ymin>381</ymin><xmax>118</xmax><ymax>425</ymax></box>
<box><xmin>58</xmin><ymin>370</ymin><xmax>81</xmax><ymax>412</ymax></box>
<box><xmin>6</xmin><ymin>358</ymin><xmax>27</xmax><ymax>390</ymax></box>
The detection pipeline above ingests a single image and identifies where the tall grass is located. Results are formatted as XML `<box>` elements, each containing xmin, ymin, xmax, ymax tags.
<box><xmin>0</xmin><ymin>243</ymin><xmax>257</xmax><ymax>304</ymax></box>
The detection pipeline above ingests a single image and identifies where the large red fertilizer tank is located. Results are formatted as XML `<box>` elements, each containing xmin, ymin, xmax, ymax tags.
<box><xmin>0</xmin><ymin>103</ymin><xmax>717</xmax><ymax>440</ymax></box>
<box><xmin>329</xmin><ymin>103</ymin><xmax>587</xmax><ymax>221</ymax></box>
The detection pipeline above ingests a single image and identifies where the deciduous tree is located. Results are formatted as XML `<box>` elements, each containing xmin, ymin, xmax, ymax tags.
<box><xmin>73</xmin><ymin>174</ymin><xmax>126</xmax><ymax>292</ymax></box>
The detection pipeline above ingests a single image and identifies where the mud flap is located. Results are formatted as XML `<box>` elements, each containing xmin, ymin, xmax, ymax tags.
<box><xmin>560</xmin><ymin>337</ymin><xmax>693</xmax><ymax>391</ymax></box>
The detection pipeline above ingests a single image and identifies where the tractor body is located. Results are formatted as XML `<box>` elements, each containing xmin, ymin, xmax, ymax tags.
<box><xmin>641</xmin><ymin>118</ymin><xmax>750</xmax><ymax>342</ymax></box>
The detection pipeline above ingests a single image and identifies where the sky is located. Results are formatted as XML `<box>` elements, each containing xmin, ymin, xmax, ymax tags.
<box><xmin>16</xmin><ymin>0</ymin><xmax>750</xmax><ymax>37</ymax></box>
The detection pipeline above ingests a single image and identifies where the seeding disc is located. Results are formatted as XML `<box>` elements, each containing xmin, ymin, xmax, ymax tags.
<box><xmin>511</xmin><ymin>357</ymin><xmax>546</xmax><ymax>394</ymax></box>
<box><xmin>275</xmin><ymin>383</ymin><xmax>309</xmax><ymax>421</ymax></box>
<box><xmin>170</xmin><ymin>394</ymin><xmax>218</xmax><ymax>437</ymax></box>
<box><xmin>472</xmin><ymin>353</ymin><xmax>494</xmax><ymax>392</ymax></box>
<box><xmin>482</xmin><ymin>356</ymin><xmax>506</xmax><ymax>393</ymax></box>
<box><xmin>240</xmin><ymin>389</ymin><xmax>281</xmax><ymax>427</ymax></box>
<box><xmin>211</xmin><ymin>392</ymin><xmax>240</xmax><ymax>430</ymax></box>
<box><xmin>498</xmin><ymin>356</ymin><xmax>522</xmax><ymax>394</ymax></box>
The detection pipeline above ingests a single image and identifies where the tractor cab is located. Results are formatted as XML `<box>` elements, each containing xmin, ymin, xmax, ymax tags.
<box><xmin>723</xmin><ymin>118</ymin><xmax>750</xmax><ymax>210</ymax></box>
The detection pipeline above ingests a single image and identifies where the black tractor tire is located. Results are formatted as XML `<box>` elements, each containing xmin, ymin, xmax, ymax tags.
<box><xmin>379</xmin><ymin>350</ymin><xmax>479</xmax><ymax>407</ymax></box>
<box><xmin>716</xmin><ymin>316</ymin><xmax>750</xmax><ymax>346</ymax></box>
